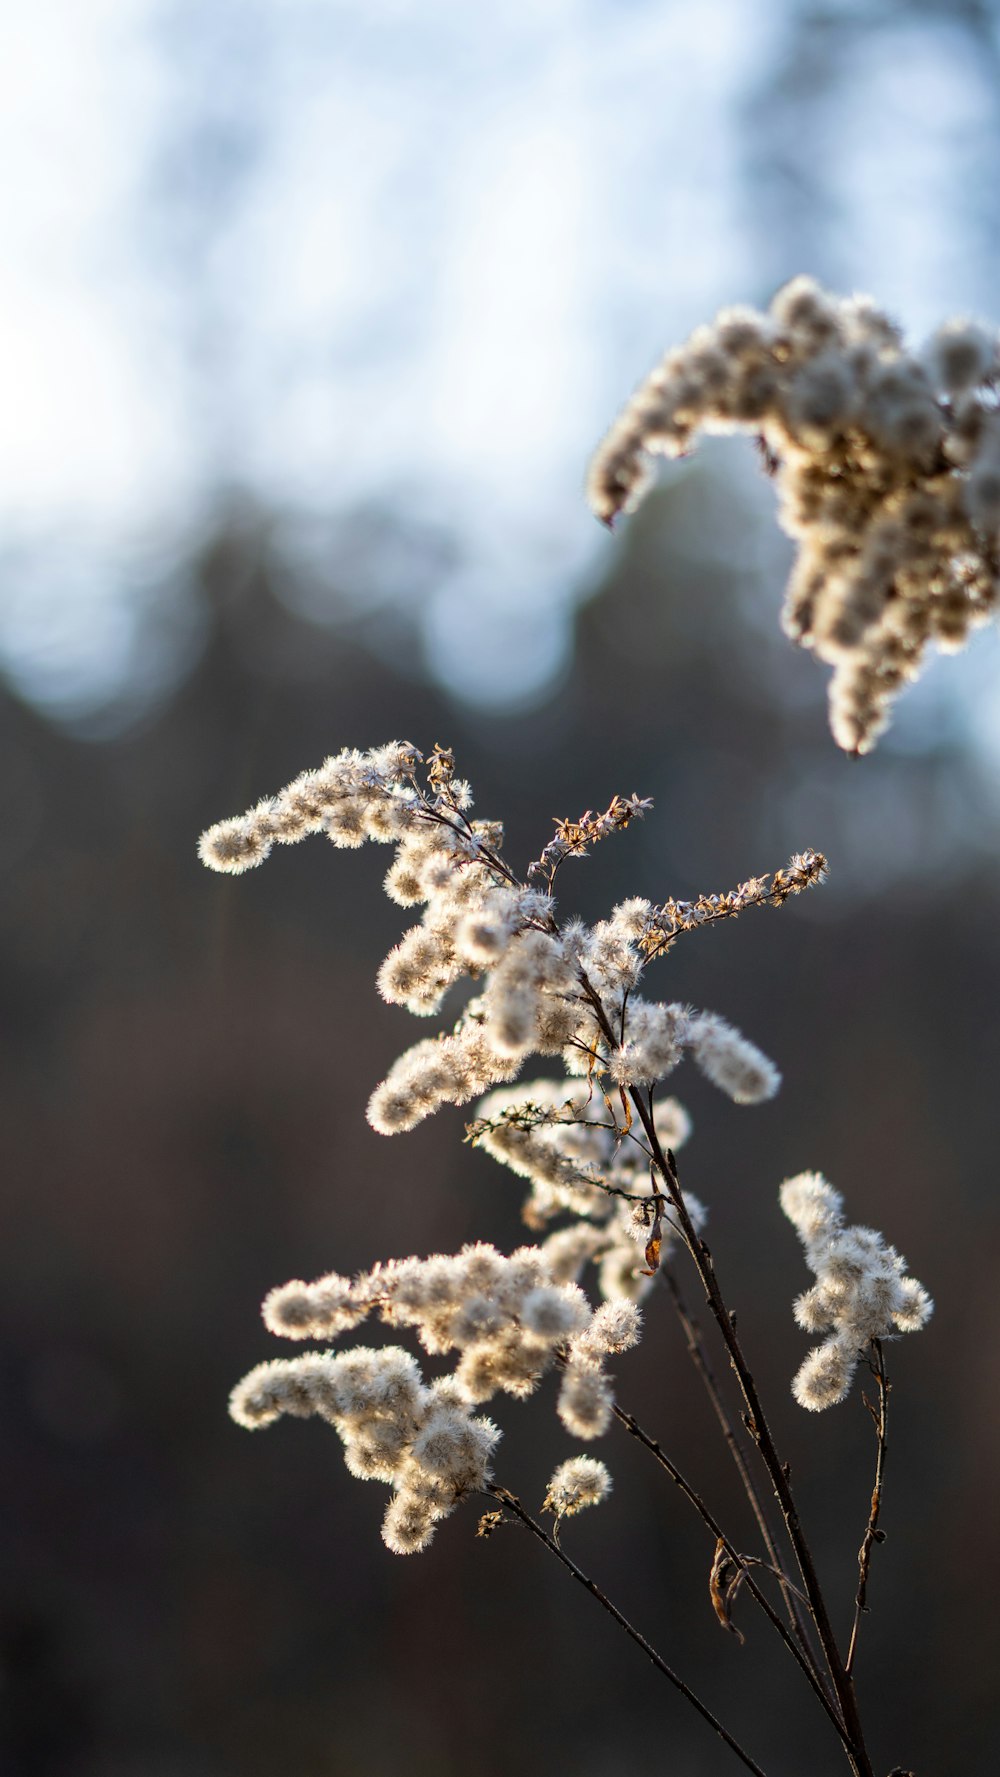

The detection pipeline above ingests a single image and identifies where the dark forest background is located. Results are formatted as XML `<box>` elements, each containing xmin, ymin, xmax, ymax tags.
<box><xmin>5</xmin><ymin>1</ymin><xmax>1000</xmax><ymax>1773</ymax></box>
<box><xmin>2</xmin><ymin>467</ymin><xmax>999</xmax><ymax>1776</ymax></box>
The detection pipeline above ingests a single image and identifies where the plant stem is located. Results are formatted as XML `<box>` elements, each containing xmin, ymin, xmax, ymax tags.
<box><xmin>573</xmin><ymin>965</ymin><xmax>875</xmax><ymax>1776</ymax></box>
<box><xmin>489</xmin><ymin>1486</ymin><xmax>770</xmax><ymax>1777</ymax></box>
<box><xmin>610</xmin><ymin>1402</ymin><xmax>855</xmax><ymax>1752</ymax></box>
<box><xmin>846</xmin><ymin>1341</ymin><xmax>889</xmax><ymax>1677</ymax></box>
<box><xmin>661</xmin><ymin>1262</ymin><xmax>824</xmax><ymax>1681</ymax></box>
<box><xmin>637</xmin><ymin>1117</ymin><xmax>874</xmax><ymax>1777</ymax></box>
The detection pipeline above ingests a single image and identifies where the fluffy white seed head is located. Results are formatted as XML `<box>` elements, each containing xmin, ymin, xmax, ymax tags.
<box><xmin>892</xmin><ymin>1275</ymin><xmax>934</xmax><ymax>1333</ymax></box>
<box><xmin>543</xmin><ymin>1456</ymin><xmax>612</xmax><ymax>1518</ymax></box>
<box><xmin>586</xmin><ymin>284</ymin><xmax>1000</xmax><ymax>751</ymax></box>
<box><xmin>792</xmin><ymin>1283</ymin><xmax>835</xmax><ymax>1334</ymax></box>
<box><xmin>780</xmin><ymin>1172</ymin><xmax>844</xmax><ymax>1243</ymax></box>
<box><xmin>228</xmin><ymin>1356</ymin><xmax>323</xmax><ymax>1428</ymax></box>
<box><xmin>557</xmin><ymin>1361</ymin><xmax>613</xmax><ymax>1439</ymax></box>
<box><xmin>520</xmin><ymin>1285</ymin><xmax>591</xmax><ymax>1341</ymax></box>
<box><xmin>198</xmin><ymin>805</ymin><xmax>276</xmax><ymax>874</ymax></box>
<box><xmin>215</xmin><ymin>744</ymin><xmax>831</xmax><ymax>1553</ymax></box>
<box><xmin>783</xmin><ymin>1173</ymin><xmax>932</xmax><ymax>1409</ymax></box>
<box><xmin>610</xmin><ymin>1000</ymin><xmax>689</xmax><ymax>1086</ymax></box>
<box><xmin>381</xmin><ymin>1492</ymin><xmax>439</xmax><ymax>1555</ymax></box>
<box><xmin>689</xmin><ymin>1013</ymin><xmax>780</xmax><ymax>1104</ymax></box>
<box><xmin>575</xmin><ymin>1298</ymin><xmax>642</xmax><ymax>1357</ymax></box>
<box><xmin>262</xmin><ymin>1273</ymin><xmax>363</xmax><ymax>1341</ymax></box>
<box><xmin>410</xmin><ymin>1407</ymin><xmax>500</xmax><ymax>1492</ymax></box>
<box><xmin>792</xmin><ymin>1336</ymin><xmax>858</xmax><ymax>1411</ymax></box>
<box><xmin>923</xmin><ymin>319</ymin><xmax>997</xmax><ymax>394</ymax></box>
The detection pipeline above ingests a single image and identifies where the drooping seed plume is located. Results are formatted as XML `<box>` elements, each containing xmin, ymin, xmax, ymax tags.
<box><xmin>588</xmin><ymin>278</ymin><xmax>1000</xmax><ymax>753</ymax></box>
<box><xmin>780</xmin><ymin>1171</ymin><xmax>933</xmax><ymax>1409</ymax></box>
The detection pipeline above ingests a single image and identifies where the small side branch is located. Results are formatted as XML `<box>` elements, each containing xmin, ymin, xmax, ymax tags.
<box><xmin>488</xmin><ymin>1486</ymin><xmax>770</xmax><ymax>1777</ymax></box>
<box><xmin>610</xmin><ymin>1404</ymin><xmax>853</xmax><ymax>1752</ymax></box>
<box><xmin>846</xmin><ymin>1341</ymin><xmax>889</xmax><ymax>1677</ymax></box>
<box><xmin>638</xmin><ymin>849</ymin><xmax>827</xmax><ymax>962</ymax></box>
<box><xmin>660</xmin><ymin>1263</ymin><xmax>823</xmax><ymax>1680</ymax></box>
<box><xmin>573</xmin><ymin>967</ymin><xmax>874</xmax><ymax>1776</ymax></box>
<box><xmin>631</xmin><ymin>1116</ymin><xmax>873</xmax><ymax>1777</ymax></box>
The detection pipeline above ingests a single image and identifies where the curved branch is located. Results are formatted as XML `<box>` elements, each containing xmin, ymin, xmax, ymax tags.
<box><xmin>488</xmin><ymin>1486</ymin><xmax>770</xmax><ymax>1777</ymax></box>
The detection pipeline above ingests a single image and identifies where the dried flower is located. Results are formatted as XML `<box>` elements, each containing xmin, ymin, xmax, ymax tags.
<box><xmin>588</xmin><ymin>278</ymin><xmax>1000</xmax><ymax>752</ymax></box>
<box><xmin>229</xmin><ymin>1237</ymin><xmax>644</xmax><ymax>1550</ymax></box>
<box><xmin>557</xmin><ymin>1358</ymin><xmax>614</xmax><ymax>1439</ymax></box>
<box><xmin>210</xmin><ymin>745</ymin><xmax>831</xmax><ymax>1556</ymax></box>
<box><xmin>688</xmin><ymin>1013</ymin><xmax>781</xmax><ymax>1106</ymax></box>
<box><xmin>229</xmin><ymin>1340</ymin><xmax>500</xmax><ymax>1552</ymax></box>
<box><xmin>780</xmin><ymin>1171</ymin><xmax>933</xmax><ymax>1409</ymax></box>
<box><xmin>201</xmin><ymin>747</ymin><xmax>817</xmax><ymax>1144</ymax></box>
<box><xmin>543</xmin><ymin>1456</ymin><xmax>612</xmax><ymax>1518</ymax></box>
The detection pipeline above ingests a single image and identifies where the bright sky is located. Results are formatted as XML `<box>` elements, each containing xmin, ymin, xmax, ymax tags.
<box><xmin>1</xmin><ymin>0</ymin><xmax>999</xmax><ymax>722</ymax></box>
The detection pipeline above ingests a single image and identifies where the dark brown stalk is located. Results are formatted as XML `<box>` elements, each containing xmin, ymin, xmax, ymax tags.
<box><xmin>489</xmin><ymin>1486</ymin><xmax>770</xmax><ymax>1777</ymax></box>
<box><xmin>609</xmin><ymin>1403</ymin><xmax>854</xmax><ymax>1751</ymax></box>
<box><xmin>637</xmin><ymin>1115</ymin><xmax>874</xmax><ymax>1777</ymax></box>
<box><xmin>550</xmin><ymin>1350</ymin><xmax>840</xmax><ymax>1737</ymax></box>
<box><xmin>845</xmin><ymin>1341</ymin><xmax>889</xmax><ymax>1677</ymax></box>
<box><xmin>572</xmin><ymin>959</ymin><xmax>874</xmax><ymax>1777</ymax></box>
<box><xmin>661</xmin><ymin>1264</ymin><xmax>825</xmax><ymax>1683</ymax></box>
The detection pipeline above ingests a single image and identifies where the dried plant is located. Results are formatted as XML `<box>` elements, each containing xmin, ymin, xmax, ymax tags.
<box><xmin>202</xmin><ymin>741</ymin><xmax>931</xmax><ymax>1777</ymax></box>
<box><xmin>588</xmin><ymin>276</ymin><xmax>1000</xmax><ymax>753</ymax></box>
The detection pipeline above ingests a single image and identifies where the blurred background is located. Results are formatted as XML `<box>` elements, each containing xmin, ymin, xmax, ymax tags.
<box><xmin>2</xmin><ymin>2</ymin><xmax>999</xmax><ymax>1773</ymax></box>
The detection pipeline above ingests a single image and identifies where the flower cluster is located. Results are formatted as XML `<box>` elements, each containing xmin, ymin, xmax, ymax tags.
<box><xmin>230</xmin><ymin>1344</ymin><xmax>499</xmax><ymax>1554</ymax></box>
<box><xmin>197</xmin><ymin>740</ymin><xmax>426</xmax><ymax>871</ymax></box>
<box><xmin>261</xmin><ymin>1240</ymin><xmax>639</xmax><ymax>1413</ymax></box>
<box><xmin>780</xmin><ymin>1172</ymin><xmax>933</xmax><ymax>1410</ymax></box>
<box><xmin>200</xmin><ymin>745</ymin><xmax>812</xmax><ymax>1135</ymax></box>
<box><xmin>207</xmin><ymin>744</ymin><xmax>829</xmax><ymax>1554</ymax></box>
<box><xmin>230</xmin><ymin>1240</ymin><xmax>644</xmax><ymax>1549</ymax></box>
<box><xmin>588</xmin><ymin>277</ymin><xmax>1000</xmax><ymax>752</ymax></box>
<box><xmin>372</xmin><ymin>836</ymin><xmax>784</xmax><ymax>1129</ymax></box>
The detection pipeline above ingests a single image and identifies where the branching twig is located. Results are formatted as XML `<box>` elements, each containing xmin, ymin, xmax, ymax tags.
<box><xmin>608</xmin><ymin>1403</ymin><xmax>854</xmax><ymax>1751</ymax></box>
<box><xmin>488</xmin><ymin>1486</ymin><xmax>770</xmax><ymax>1777</ymax></box>
<box><xmin>573</xmin><ymin>960</ymin><xmax>875</xmax><ymax>1777</ymax></box>
<box><xmin>660</xmin><ymin>1263</ymin><xmax>826</xmax><ymax>1684</ymax></box>
<box><xmin>644</xmin><ymin>1133</ymin><xmax>873</xmax><ymax>1777</ymax></box>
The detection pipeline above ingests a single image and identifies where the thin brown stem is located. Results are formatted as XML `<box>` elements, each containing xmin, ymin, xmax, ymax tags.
<box><xmin>640</xmin><ymin>1126</ymin><xmax>873</xmax><ymax>1777</ymax></box>
<box><xmin>527</xmin><ymin>927</ymin><xmax>904</xmax><ymax>1777</ymax></box>
<box><xmin>489</xmin><ymin>1486</ymin><xmax>770</xmax><ymax>1777</ymax></box>
<box><xmin>573</xmin><ymin>959</ymin><xmax>874</xmax><ymax>1777</ymax></box>
<box><xmin>609</xmin><ymin>1403</ymin><xmax>855</xmax><ymax>1753</ymax></box>
<box><xmin>846</xmin><ymin>1341</ymin><xmax>889</xmax><ymax>1678</ymax></box>
<box><xmin>661</xmin><ymin>1264</ymin><xmax>825</xmax><ymax>1683</ymax></box>
<box><xmin>419</xmin><ymin>803</ymin><xmax>519</xmax><ymax>889</ymax></box>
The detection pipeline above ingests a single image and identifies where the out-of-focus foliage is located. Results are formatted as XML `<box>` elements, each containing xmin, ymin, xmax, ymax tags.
<box><xmin>5</xmin><ymin>0</ymin><xmax>1000</xmax><ymax>727</ymax></box>
<box><xmin>1</xmin><ymin>501</ymin><xmax>998</xmax><ymax>1774</ymax></box>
